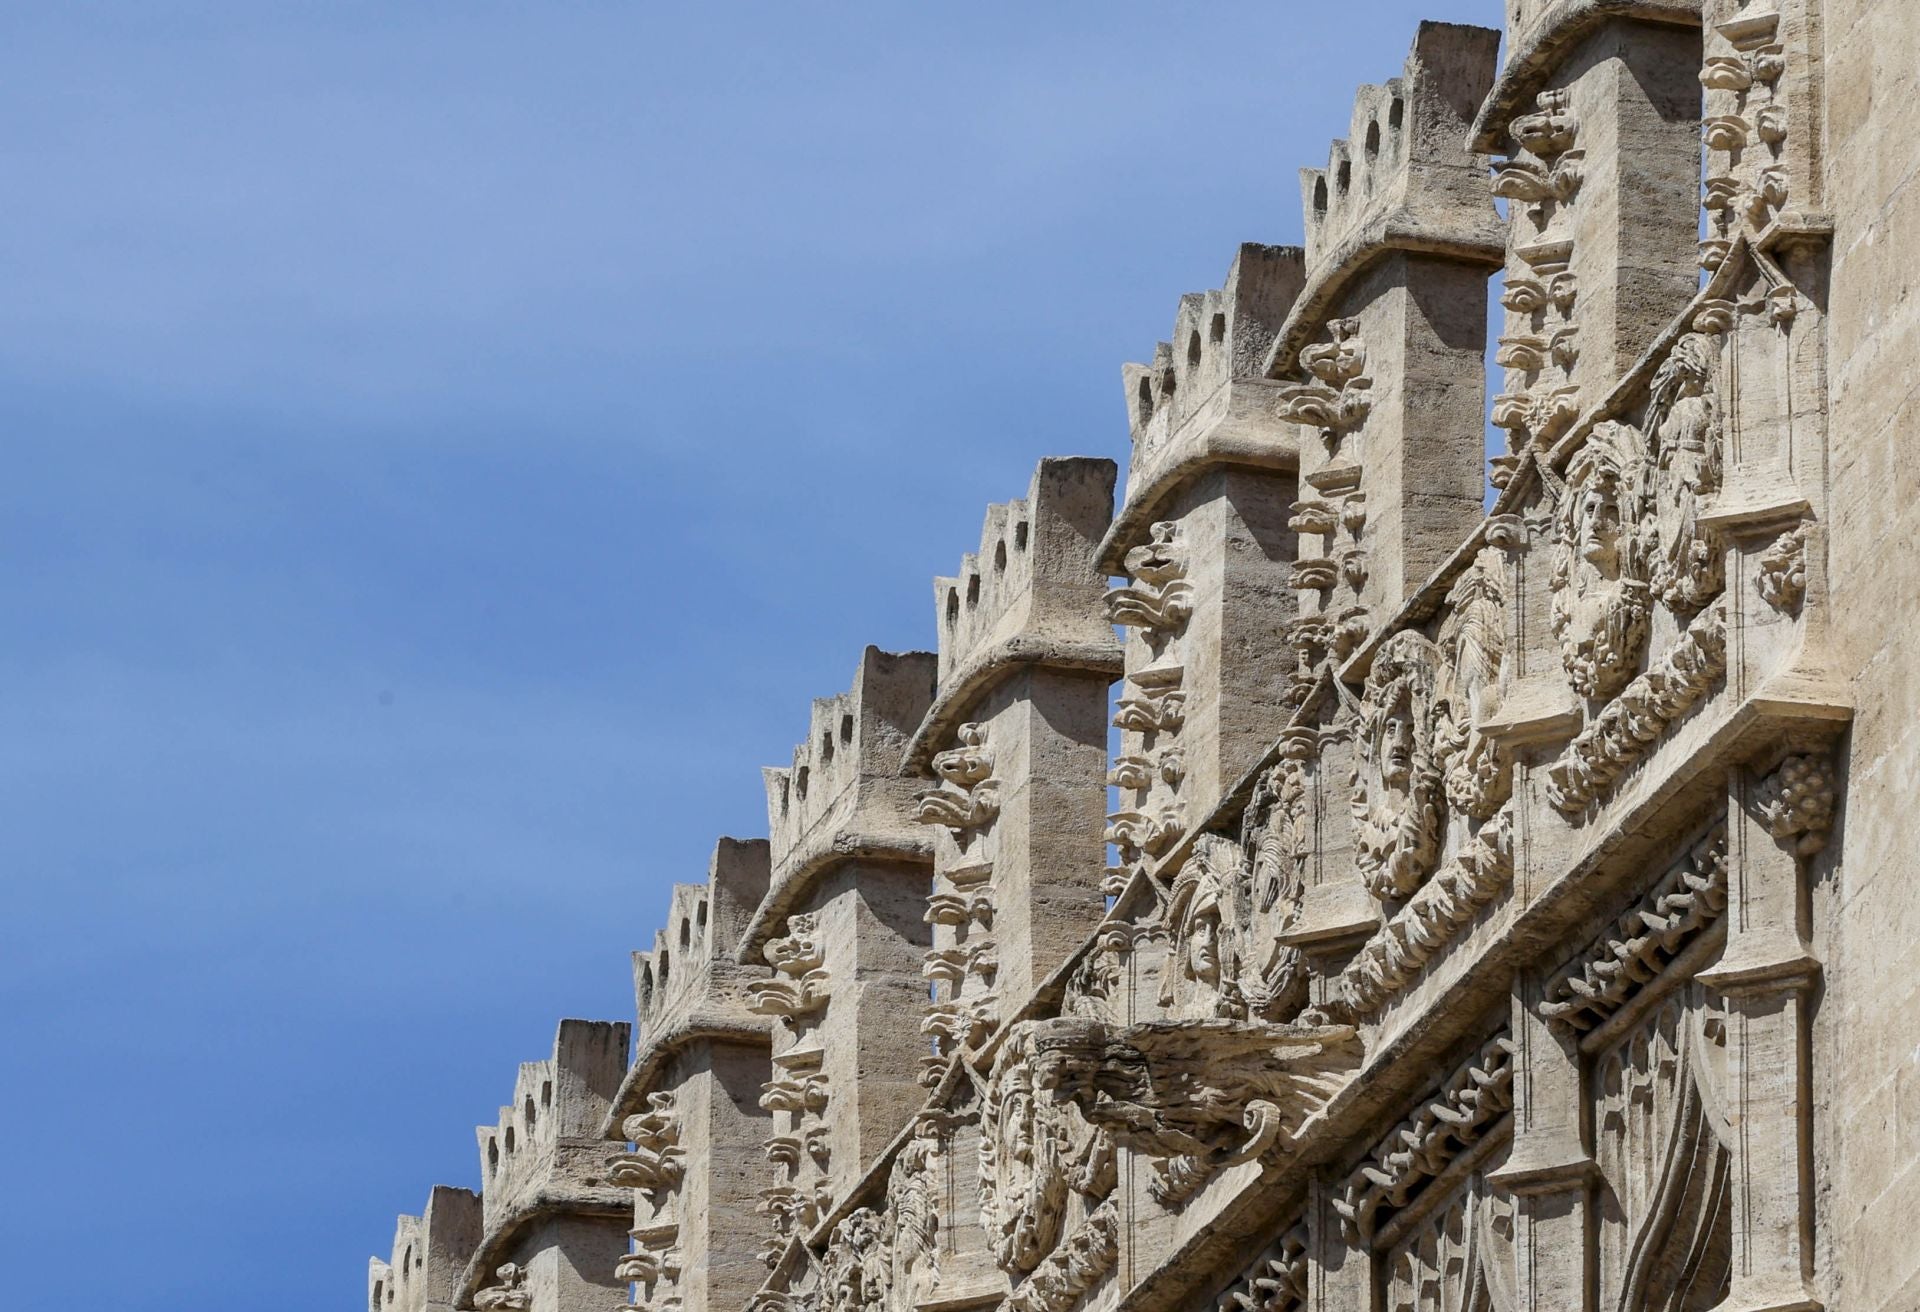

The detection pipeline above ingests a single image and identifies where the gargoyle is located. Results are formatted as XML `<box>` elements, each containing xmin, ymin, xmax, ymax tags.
<box><xmin>1023</xmin><ymin>1016</ymin><xmax>1361</xmax><ymax>1166</ymax></box>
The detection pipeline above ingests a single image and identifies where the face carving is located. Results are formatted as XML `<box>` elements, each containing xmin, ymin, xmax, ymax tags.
<box><xmin>1350</xmin><ymin>631</ymin><xmax>1444</xmax><ymax>902</ymax></box>
<box><xmin>1550</xmin><ymin>421</ymin><xmax>1652</xmax><ymax>700</ymax></box>
<box><xmin>1158</xmin><ymin>835</ymin><xmax>1249</xmax><ymax>1019</ymax></box>
<box><xmin>1577</xmin><ymin>479</ymin><xmax>1624</xmax><ymax>574</ymax></box>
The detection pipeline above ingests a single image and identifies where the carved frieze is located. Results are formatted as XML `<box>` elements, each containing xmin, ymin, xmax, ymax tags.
<box><xmin>1314</xmin><ymin>809</ymin><xmax>1512</xmax><ymax>1025</ymax></box>
<box><xmin>1334</xmin><ymin>1033</ymin><xmax>1515</xmax><ymax>1246</ymax></box>
<box><xmin>1545</xmin><ymin>603</ymin><xmax>1727</xmax><ymax>813</ymax></box>
<box><xmin>1215</xmin><ymin>1223</ymin><xmax>1307</xmax><ymax>1312</ymax></box>
<box><xmin>1540</xmin><ymin>824</ymin><xmax>1729</xmax><ymax>1034</ymax></box>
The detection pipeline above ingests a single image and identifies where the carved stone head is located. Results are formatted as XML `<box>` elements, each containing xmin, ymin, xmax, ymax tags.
<box><xmin>978</xmin><ymin>1025</ymin><xmax>1070</xmax><ymax>1276</ymax></box>
<box><xmin>1157</xmin><ymin>835</ymin><xmax>1250</xmax><ymax>1018</ymax></box>
<box><xmin>1351</xmin><ymin>631</ymin><xmax>1443</xmax><ymax>901</ymax></box>
<box><xmin>1551</xmin><ymin>421</ymin><xmax>1652</xmax><ymax>699</ymax></box>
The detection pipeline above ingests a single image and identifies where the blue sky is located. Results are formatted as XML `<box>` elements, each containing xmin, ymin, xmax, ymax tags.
<box><xmin>0</xmin><ymin>4</ymin><xmax>1497</xmax><ymax>1307</ymax></box>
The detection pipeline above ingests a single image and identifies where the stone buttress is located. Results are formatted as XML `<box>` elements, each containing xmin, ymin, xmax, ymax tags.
<box><xmin>602</xmin><ymin>839</ymin><xmax>777</xmax><ymax>1312</ymax></box>
<box><xmin>462</xmin><ymin>1021</ymin><xmax>634</xmax><ymax>1312</ymax></box>
<box><xmin>743</xmin><ymin>650</ymin><xmax>937</xmax><ymax>1269</ymax></box>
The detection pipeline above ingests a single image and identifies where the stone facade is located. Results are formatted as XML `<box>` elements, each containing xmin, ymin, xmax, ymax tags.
<box><xmin>367</xmin><ymin>2</ymin><xmax>1920</xmax><ymax>1309</ymax></box>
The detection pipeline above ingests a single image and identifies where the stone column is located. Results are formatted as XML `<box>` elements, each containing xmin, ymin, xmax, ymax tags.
<box><xmin>1103</xmin><ymin>245</ymin><xmax>1307</xmax><ymax>886</ymax></box>
<box><xmin>743</xmin><ymin>650</ymin><xmax>937</xmax><ymax>1250</ymax></box>
<box><xmin>1487</xmin><ymin>973</ymin><xmax>1596</xmax><ymax>1311</ymax></box>
<box><xmin>1698</xmin><ymin>755</ymin><xmax>1833</xmax><ymax>1312</ymax></box>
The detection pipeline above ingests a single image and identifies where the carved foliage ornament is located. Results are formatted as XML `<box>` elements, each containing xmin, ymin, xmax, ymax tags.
<box><xmin>1350</xmin><ymin>631</ymin><xmax>1445</xmax><ymax>901</ymax></box>
<box><xmin>474</xmin><ymin>1264</ymin><xmax>531</xmax><ymax>1312</ymax></box>
<box><xmin>1541</xmin><ymin>823</ymin><xmax>1728</xmax><ymax>1034</ymax></box>
<box><xmin>915</xmin><ymin>722</ymin><xmax>999</xmax><ymax>833</ymax></box>
<box><xmin>1106</xmin><ymin>520</ymin><xmax>1193</xmax><ymax>642</ymax></box>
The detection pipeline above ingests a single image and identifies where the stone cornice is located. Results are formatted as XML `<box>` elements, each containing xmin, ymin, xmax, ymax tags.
<box><xmin>454</xmin><ymin>1180</ymin><xmax>632</xmax><ymax>1310</ymax></box>
<box><xmin>1468</xmin><ymin>0</ymin><xmax>1705</xmax><ymax>153</ymax></box>
<box><xmin>1095</xmin><ymin>378</ymin><xmax>1301</xmax><ymax>573</ymax></box>
<box><xmin>901</xmin><ymin>634</ymin><xmax>1122</xmax><ymax>774</ymax></box>
<box><xmin>1262</xmin><ymin>217</ymin><xmax>1505</xmax><ymax>381</ymax></box>
<box><xmin>598</xmin><ymin>1010</ymin><xmax>775</xmax><ymax>1138</ymax></box>
<box><xmin>736</xmin><ymin>832</ymin><xmax>932</xmax><ymax>958</ymax></box>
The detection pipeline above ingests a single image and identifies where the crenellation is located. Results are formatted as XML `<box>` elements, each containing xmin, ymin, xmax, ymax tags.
<box><xmin>751</xmin><ymin>649</ymin><xmax>936</xmax><ymax>959</ymax></box>
<box><xmin>1112</xmin><ymin>244</ymin><xmax>1306</xmax><ymax>555</ymax></box>
<box><xmin>359</xmin><ymin>2</ymin><xmax>1920</xmax><ymax>1309</ymax></box>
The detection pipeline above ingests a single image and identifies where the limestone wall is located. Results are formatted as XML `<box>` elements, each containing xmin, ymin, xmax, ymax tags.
<box><xmin>363</xmin><ymin>2</ymin><xmax>1920</xmax><ymax>1309</ymax></box>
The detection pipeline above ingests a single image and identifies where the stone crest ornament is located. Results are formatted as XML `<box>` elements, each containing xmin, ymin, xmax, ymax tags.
<box><xmin>1550</xmin><ymin>420</ymin><xmax>1652</xmax><ymax>699</ymax></box>
<box><xmin>1349</xmin><ymin>630</ymin><xmax>1444</xmax><ymax>901</ymax></box>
